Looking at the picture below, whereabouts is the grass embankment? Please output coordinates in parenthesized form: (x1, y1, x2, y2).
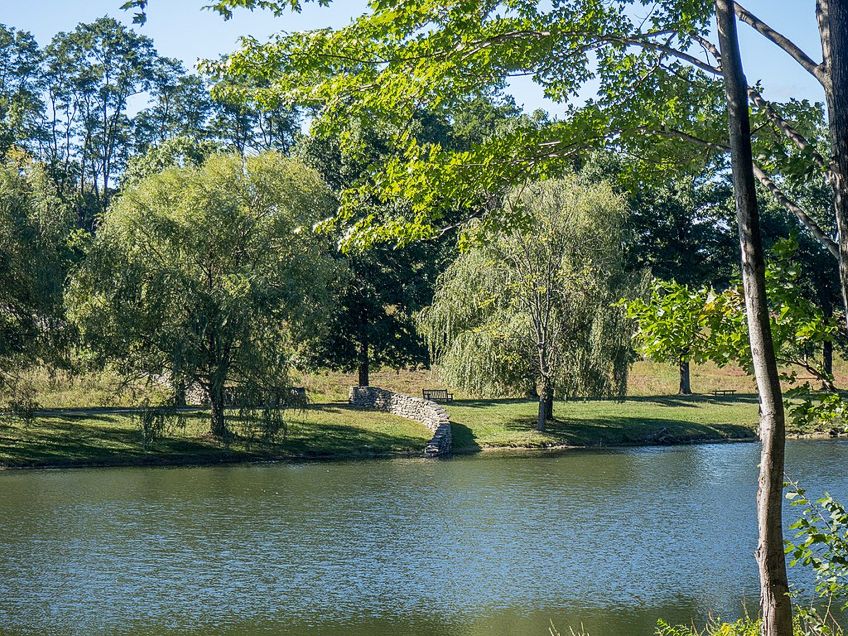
(447, 394, 759, 452)
(0, 362, 771, 469)
(0, 394, 759, 469)
(0, 405, 430, 469)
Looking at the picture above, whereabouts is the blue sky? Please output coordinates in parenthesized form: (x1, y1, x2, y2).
(3, 0, 825, 114)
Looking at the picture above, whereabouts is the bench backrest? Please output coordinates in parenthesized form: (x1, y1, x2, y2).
(423, 389, 449, 399)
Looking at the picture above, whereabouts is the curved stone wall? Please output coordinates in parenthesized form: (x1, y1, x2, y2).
(348, 386, 452, 457)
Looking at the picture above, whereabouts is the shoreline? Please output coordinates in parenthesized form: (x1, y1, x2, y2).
(0, 429, 764, 472)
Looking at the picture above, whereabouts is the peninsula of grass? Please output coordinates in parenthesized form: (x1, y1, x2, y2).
(446, 394, 760, 452)
(0, 393, 761, 469)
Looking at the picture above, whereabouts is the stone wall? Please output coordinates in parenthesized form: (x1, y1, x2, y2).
(348, 386, 452, 457)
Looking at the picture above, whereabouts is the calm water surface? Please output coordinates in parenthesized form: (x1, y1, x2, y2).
(1, 441, 847, 635)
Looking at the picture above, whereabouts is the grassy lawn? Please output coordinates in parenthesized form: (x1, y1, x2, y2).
(0, 364, 774, 469)
(446, 394, 760, 451)
(0, 394, 760, 469)
(0, 404, 430, 468)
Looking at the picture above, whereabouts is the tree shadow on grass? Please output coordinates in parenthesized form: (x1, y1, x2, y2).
(0, 405, 434, 467)
(449, 422, 481, 453)
(625, 393, 760, 407)
(451, 394, 759, 410)
(497, 414, 756, 446)
(450, 398, 532, 409)
(0, 413, 225, 466)
(278, 422, 428, 457)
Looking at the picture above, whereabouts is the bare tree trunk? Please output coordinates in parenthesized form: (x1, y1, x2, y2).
(544, 389, 554, 420)
(819, 0, 848, 332)
(537, 378, 550, 432)
(209, 377, 227, 439)
(716, 3, 792, 635)
(357, 335, 369, 387)
(824, 339, 834, 379)
(678, 359, 692, 395)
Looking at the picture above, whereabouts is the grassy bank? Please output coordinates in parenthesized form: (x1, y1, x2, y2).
(447, 394, 759, 452)
(0, 404, 430, 469)
(0, 360, 777, 469)
(0, 393, 760, 469)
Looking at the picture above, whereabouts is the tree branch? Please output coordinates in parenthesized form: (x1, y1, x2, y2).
(751, 163, 839, 258)
(618, 37, 720, 75)
(645, 126, 839, 259)
(747, 87, 832, 176)
(734, 2, 825, 84)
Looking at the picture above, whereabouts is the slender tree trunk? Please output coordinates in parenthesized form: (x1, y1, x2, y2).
(823, 339, 834, 379)
(537, 378, 550, 432)
(357, 336, 369, 387)
(678, 359, 692, 395)
(716, 3, 792, 634)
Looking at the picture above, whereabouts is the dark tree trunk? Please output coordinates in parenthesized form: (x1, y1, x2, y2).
(678, 359, 692, 395)
(173, 378, 186, 408)
(209, 378, 227, 439)
(357, 336, 369, 387)
(544, 390, 554, 420)
(716, 2, 792, 634)
(824, 339, 834, 379)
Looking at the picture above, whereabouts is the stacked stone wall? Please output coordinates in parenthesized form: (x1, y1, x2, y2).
(348, 386, 452, 457)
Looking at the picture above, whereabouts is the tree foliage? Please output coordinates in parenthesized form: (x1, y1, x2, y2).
(419, 176, 634, 429)
(67, 152, 337, 437)
(0, 151, 74, 381)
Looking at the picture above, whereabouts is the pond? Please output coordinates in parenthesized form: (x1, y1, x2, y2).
(1, 441, 846, 635)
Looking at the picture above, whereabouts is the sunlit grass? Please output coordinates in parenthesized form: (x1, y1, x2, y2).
(447, 395, 759, 451)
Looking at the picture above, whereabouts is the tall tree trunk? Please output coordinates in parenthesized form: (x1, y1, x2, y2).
(818, 0, 848, 332)
(209, 377, 227, 439)
(716, 3, 792, 634)
(357, 335, 369, 387)
(824, 339, 834, 380)
(173, 377, 186, 408)
(537, 377, 550, 432)
(678, 359, 692, 395)
(544, 389, 554, 420)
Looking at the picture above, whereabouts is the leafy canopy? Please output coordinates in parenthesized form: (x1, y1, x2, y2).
(68, 152, 338, 433)
(419, 175, 634, 399)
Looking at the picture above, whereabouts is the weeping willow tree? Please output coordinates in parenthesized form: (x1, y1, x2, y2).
(419, 176, 635, 431)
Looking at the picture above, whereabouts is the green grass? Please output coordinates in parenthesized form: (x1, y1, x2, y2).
(0, 404, 431, 468)
(0, 362, 775, 469)
(446, 394, 760, 452)
(0, 394, 760, 469)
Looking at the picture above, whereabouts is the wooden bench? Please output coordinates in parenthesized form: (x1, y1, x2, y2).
(713, 389, 736, 398)
(423, 388, 454, 403)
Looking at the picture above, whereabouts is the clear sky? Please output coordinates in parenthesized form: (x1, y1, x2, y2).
(2, 0, 826, 114)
